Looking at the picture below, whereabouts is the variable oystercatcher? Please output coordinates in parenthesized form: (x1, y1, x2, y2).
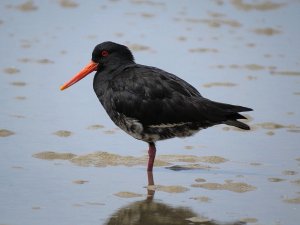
(60, 41, 252, 171)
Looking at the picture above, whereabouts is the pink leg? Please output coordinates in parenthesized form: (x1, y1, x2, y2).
(147, 142, 156, 172)
(147, 171, 155, 200)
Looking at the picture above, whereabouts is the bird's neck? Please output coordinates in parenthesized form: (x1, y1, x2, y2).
(102, 57, 135, 73)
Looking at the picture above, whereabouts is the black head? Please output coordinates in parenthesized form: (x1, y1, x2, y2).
(92, 41, 135, 67)
(60, 42, 134, 91)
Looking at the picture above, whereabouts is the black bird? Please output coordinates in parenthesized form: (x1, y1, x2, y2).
(60, 41, 252, 171)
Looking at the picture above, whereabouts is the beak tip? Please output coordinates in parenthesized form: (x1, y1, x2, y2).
(60, 85, 66, 91)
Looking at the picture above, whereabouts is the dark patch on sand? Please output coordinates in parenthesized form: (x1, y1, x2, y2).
(167, 164, 217, 171)
(147, 185, 189, 193)
(15, 96, 27, 100)
(231, 0, 285, 11)
(128, 43, 152, 52)
(11, 166, 24, 169)
(268, 177, 286, 182)
(184, 145, 194, 150)
(195, 178, 206, 183)
(10, 81, 26, 87)
(186, 216, 211, 223)
(140, 12, 155, 18)
(191, 180, 256, 193)
(114, 191, 143, 198)
(130, 0, 165, 7)
(36, 58, 54, 64)
(249, 162, 262, 166)
(177, 36, 187, 42)
(189, 48, 219, 53)
(253, 27, 281, 36)
(158, 155, 228, 164)
(282, 170, 298, 176)
(190, 196, 211, 203)
(53, 130, 72, 137)
(58, 0, 78, 8)
(103, 130, 116, 134)
(87, 124, 105, 130)
(0, 129, 15, 137)
(212, 63, 266, 71)
(15, 0, 38, 12)
(10, 114, 25, 119)
(4, 67, 20, 74)
(291, 179, 300, 186)
(33, 151, 226, 169)
(239, 217, 258, 223)
(283, 196, 300, 204)
(203, 82, 237, 88)
(33, 151, 76, 160)
(73, 180, 89, 184)
(186, 18, 241, 28)
(271, 70, 300, 76)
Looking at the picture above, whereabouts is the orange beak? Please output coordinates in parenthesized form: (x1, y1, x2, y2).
(60, 60, 98, 91)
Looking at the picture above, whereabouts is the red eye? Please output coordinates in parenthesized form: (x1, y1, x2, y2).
(101, 50, 109, 57)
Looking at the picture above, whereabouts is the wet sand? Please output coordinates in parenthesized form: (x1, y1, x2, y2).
(1, 1, 299, 225)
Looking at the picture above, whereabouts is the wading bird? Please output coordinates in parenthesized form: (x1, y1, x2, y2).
(60, 41, 252, 172)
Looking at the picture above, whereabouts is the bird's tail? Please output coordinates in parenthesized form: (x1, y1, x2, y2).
(213, 102, 253, 130)
(224, 120, 250, 130)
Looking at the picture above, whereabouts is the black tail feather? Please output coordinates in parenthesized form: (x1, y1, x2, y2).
(212, 101, 252, 130)
(214, 101, 253, 113)
(224, 120, 250, 130)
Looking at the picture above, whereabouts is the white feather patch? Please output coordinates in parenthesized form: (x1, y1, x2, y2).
(148, 122, 188, 128)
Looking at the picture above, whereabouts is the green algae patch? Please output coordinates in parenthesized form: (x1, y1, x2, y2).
(253, 27, 281, 36)
(158, 155, 228, 164)
(59, 0, 78, 8)
(190, 196, 212, 203)
(282, 170, 298, 176)
(195, 178, 206, 183)
(189, 48, 219, 53)
(271, 70, 300, 76)
(33, 150, 227, 169)
(283, 197, 300, 204)
(239, 217, 258, 223)
(0, 129, 15, 137)
(167, 164, 217, 171)
(268, 177, 286, 182)
(73, 180, 89, 184)
(70, 151, 168, 167)
(87, 124, 105, 130)
(202, 82, 237, 88)
(3, 67, 20, 74)
(10, 81, 26, 87)
(147, 185, 189, 193)
(186, 216, 211, 223)
(231, 0, 285, 11)
(33, 151, 76, 160)
(191, 180, 256, 193)
(128, 43, 152, 52)
(291, 179, 300, 186)
(15, 0, 38, 12)
(114, 192, 143, 198)
(53, 130, 73, 137)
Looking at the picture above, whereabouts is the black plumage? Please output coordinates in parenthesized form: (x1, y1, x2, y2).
(61, 41, 252, 171)
(92, 42, 252, 143)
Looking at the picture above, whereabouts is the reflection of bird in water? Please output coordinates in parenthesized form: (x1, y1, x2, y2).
(60, 41, 252, 172)
(104, 201, 245, 225)
(105, 172, 245, 225)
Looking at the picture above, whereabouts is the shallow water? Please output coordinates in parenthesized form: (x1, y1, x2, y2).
(1, 1, 300, 225)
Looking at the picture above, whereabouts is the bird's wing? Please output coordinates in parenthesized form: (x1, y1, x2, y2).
(110, 65, 231, 127)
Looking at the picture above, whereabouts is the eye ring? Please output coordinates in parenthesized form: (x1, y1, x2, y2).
(101, 50, 109, 57)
